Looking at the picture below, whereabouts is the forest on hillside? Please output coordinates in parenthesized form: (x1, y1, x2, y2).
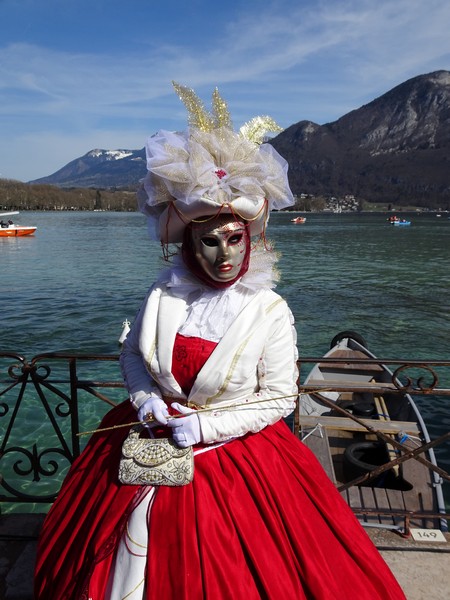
(0, 179, 137, 211)
(0, 179, 329, 212)
(0, 178, 427, 213)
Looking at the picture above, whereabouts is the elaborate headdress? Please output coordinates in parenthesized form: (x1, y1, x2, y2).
(138, 82, 294, 244)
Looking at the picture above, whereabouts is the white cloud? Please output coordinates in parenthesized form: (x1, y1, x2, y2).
(1, 0, 449, 180)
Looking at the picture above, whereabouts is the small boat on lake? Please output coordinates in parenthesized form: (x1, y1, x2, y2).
(298, 331, 447, 533)
(392, 220, 411, 226)
(0, 211, 36, 237)
(291, 216, 306, 224)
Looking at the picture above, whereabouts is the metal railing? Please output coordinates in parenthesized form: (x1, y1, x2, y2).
(1, 351, 449, 534)
(0, 352, 124, 506)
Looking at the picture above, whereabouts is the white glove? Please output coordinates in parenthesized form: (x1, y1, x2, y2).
(167, 403, 202, 448)
(136, 395, 169, 426)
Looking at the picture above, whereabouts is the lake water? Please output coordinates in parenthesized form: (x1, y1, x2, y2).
(1, 210, 450, 505)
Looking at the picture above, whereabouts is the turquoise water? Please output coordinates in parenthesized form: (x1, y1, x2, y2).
(1, 210, 450, 503)
(2, 211, 449, 359)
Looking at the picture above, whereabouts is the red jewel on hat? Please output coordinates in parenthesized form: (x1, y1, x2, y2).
(215, 169, 227, 179)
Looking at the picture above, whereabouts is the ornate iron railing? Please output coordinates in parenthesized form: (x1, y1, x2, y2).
(0, 352, 124, 507)
(1, 351, 449, 534)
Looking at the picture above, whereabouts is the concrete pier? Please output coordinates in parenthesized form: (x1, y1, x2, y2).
(0, 514, 449, 599)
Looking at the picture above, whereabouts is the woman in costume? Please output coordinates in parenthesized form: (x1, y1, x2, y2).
(35, 83, 406, 600)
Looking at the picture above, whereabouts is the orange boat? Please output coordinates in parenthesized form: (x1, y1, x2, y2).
(0, 212, 36, 237)
(291, 216, 306, 224)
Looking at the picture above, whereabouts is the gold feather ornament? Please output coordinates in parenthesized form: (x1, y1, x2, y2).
(239, 116, 284, 145)
(211, 87, 233, 130)
(172, 81, 232, 132)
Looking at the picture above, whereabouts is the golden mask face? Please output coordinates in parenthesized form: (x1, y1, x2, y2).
(190, 215, 248, 283)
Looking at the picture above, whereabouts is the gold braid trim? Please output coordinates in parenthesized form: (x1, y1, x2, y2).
(203, 297, 284, 406)
(122, 578, 145, 600)
(205, 334, 253, 407)
(126, 522, 147, 549)
(265, 297, 284, 314)
(145, 335, 166, 392)
(172, 198, 268, 225)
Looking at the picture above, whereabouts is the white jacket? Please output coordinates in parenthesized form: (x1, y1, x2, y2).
(120, 281, 298, 444)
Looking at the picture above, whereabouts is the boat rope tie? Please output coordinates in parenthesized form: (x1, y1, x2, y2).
(397, 431, 421, 446)
(300, 423, 324, 442)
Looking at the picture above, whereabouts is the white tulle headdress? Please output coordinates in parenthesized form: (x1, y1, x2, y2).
(138, 82, 294, 246)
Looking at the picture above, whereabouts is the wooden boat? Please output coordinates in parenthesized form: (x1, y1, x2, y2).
(291, 216, 306, 224)
(298, 331, 447, 533)
(0, 211, 36, 237)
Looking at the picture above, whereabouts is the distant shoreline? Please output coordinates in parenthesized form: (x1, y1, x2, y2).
(3, 207, 447, 215)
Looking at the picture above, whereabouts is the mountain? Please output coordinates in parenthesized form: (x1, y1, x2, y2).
(270, 70, 450, 207)
(30, 71, 450, 208)
(31, 148, 147, 188)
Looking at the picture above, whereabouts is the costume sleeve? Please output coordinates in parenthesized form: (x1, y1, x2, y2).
(198, 302, 298, 443)
(119, 291, 162, 410)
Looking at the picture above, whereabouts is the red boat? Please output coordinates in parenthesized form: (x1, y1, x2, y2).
(0, 212, 36, 237)
(291, 216, 306, 224)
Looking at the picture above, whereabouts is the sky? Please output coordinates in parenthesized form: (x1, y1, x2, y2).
(1, 0, 449, 182)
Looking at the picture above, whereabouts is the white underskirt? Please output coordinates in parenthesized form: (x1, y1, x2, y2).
(104, 442, 229, 600)
(105, 487, 155, 600)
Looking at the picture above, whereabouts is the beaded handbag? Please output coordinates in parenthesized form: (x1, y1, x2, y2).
(118, 424, 194, 486)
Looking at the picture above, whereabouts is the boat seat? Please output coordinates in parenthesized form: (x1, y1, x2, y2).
(305, 379, 398, 391)
(299, 415, 419, 435)
(319, 349, 384, 371)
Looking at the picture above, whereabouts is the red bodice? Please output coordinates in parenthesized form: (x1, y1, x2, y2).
(171, 333, 218, 396)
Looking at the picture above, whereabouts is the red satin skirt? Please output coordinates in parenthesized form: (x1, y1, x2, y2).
(34, 335, 406, 599)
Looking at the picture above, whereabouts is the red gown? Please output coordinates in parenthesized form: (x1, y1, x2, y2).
(35, 335, 406, 599)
